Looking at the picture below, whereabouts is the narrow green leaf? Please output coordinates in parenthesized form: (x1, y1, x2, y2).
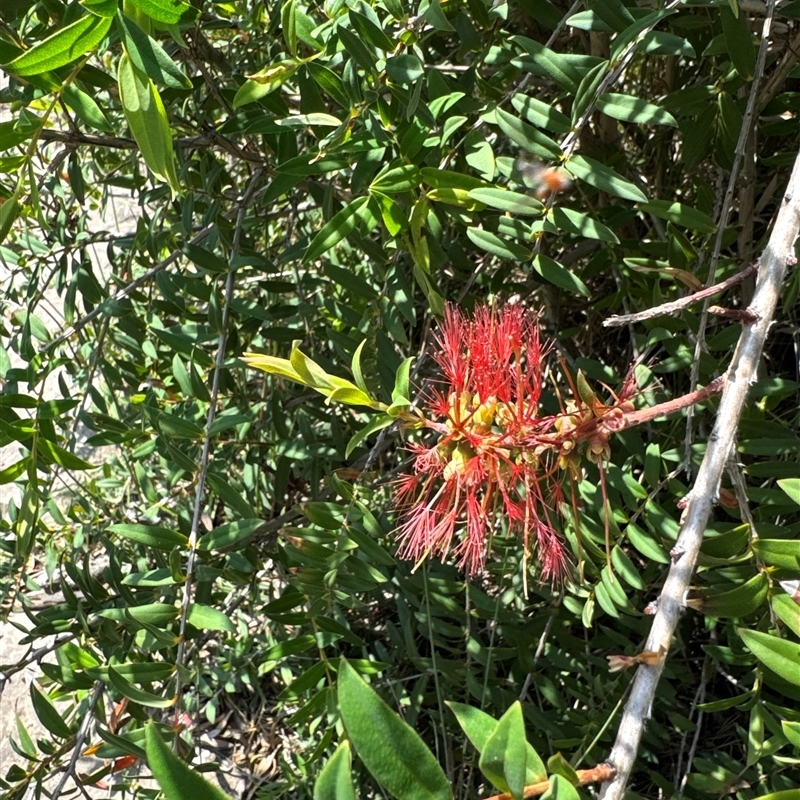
(346, 414, 394, 459)
(304, 197, 370, 263)
(4, 14, 112, 76)
(37, 439, 96, 470)
(637, 200, 716, 233)
(282, 0, 298, 56)
(495, 108, 562, 160)
(596, 93, 677, 127)
(511, 94, 571, 134)
(125, 0, 197, 25)
(566, 155, 648, 202)
(109, 668, 177, 708)
(117, 13, 192, 89)
(0, 195, 22, 246)
(117, 54, 180, 189)
(686, 574, 769, 618)
(752, 539, 800, 570)
(100, 603, 180, 625)
(467, 188, 543, 216)
(338, 658, 452, 800)
(467, 228, 532, 262)
(314, 741, 356, 800)
(533, 254, 590, 297)
(720, 5, 755, 80)
(145, 722, 234, 799)
(30, 684, 72, 739)
(187, 603, 236, 632)
(550, 207, 618, 243)
(197, 518, 264, 552)
(233, 60, 298, 108)
(737, 628, 800, 688)
(109, 522, 189, 550)
(62, 84, 114, 132)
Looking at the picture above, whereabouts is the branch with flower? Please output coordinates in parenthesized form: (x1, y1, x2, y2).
(243, 303, 723, 582)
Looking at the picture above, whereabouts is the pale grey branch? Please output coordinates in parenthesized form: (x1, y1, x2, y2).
(598, 146, 800, 800)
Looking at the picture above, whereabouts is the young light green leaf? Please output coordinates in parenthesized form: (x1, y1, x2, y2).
(777, 477, 800, 506)
(737, 628, 800, 688)
(145, 722, 234, 800)
(314, 740, 356, 800)
(337, 658, 452, 800)
(541, 774, 580, 800)
(3, 14, 112, 76)
(62, 84, 114, 132)
(233, 60, 299, 108)
(478, 702, 527, 799)
(566, 155, 648, 202)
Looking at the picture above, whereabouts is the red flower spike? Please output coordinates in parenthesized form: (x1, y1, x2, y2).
(396, 303, 567, 580)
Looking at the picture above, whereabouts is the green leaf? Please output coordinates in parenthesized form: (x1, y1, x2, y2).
(371, 165, 421, 194)
(0, 195, 22, 246)
(448, 703, 546, 785)
(533, 254, 590, 297)
(467, 228, 532, 262)
(187, 603, 236, 632)
(541, 774, 580, 800)
(737, 628, 800, 688)
(337, 658, 452, 800)
(349, 10, 395, 52)
(282, 0, 298, 56)
(117, 12, 192, 89)
(566, 155, 648, 202)
(478, 702, 527, 799)
(108, 668, 177, 708)
(626, 522, 669, 562)
(467, 188, 543, 216)
(109, 522, 189, 550)
(145, 722, 234, 799)
(596, 93, 677, 127)
(720, 5, 755, 80)
(117, 54, 180, 190)
(304, 196, 370, 263)
(550, 207, 619, 243)
(37, 439, 96, 470)
(3, 14, 112, 76)
(346, 414, 394, 459)
(511, 36, 580, 92)
(495, 108, 562, 160)
(233, 60, 299, 108)
(314, 741, 356, 800)
(386, 53, 424, 84)
(197, 518, 263, 552)
(752, 539, 800, 570)
(511, 94, 570, 134)
(30, 684, 72, 739)
(62, 84, 114, 132)
(686, 573, 769, 618)
(125, 0, 198, 25)
(777, 477, 800, 505)
(637, 200, 716, 233)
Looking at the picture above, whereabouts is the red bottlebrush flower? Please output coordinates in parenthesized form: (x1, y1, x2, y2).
(395, 303, 568, 581)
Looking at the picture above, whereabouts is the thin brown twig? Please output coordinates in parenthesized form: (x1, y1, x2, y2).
(603, 263, 758, 327)
(598, 142, 800, 800)
(483, 763, 616, 800)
